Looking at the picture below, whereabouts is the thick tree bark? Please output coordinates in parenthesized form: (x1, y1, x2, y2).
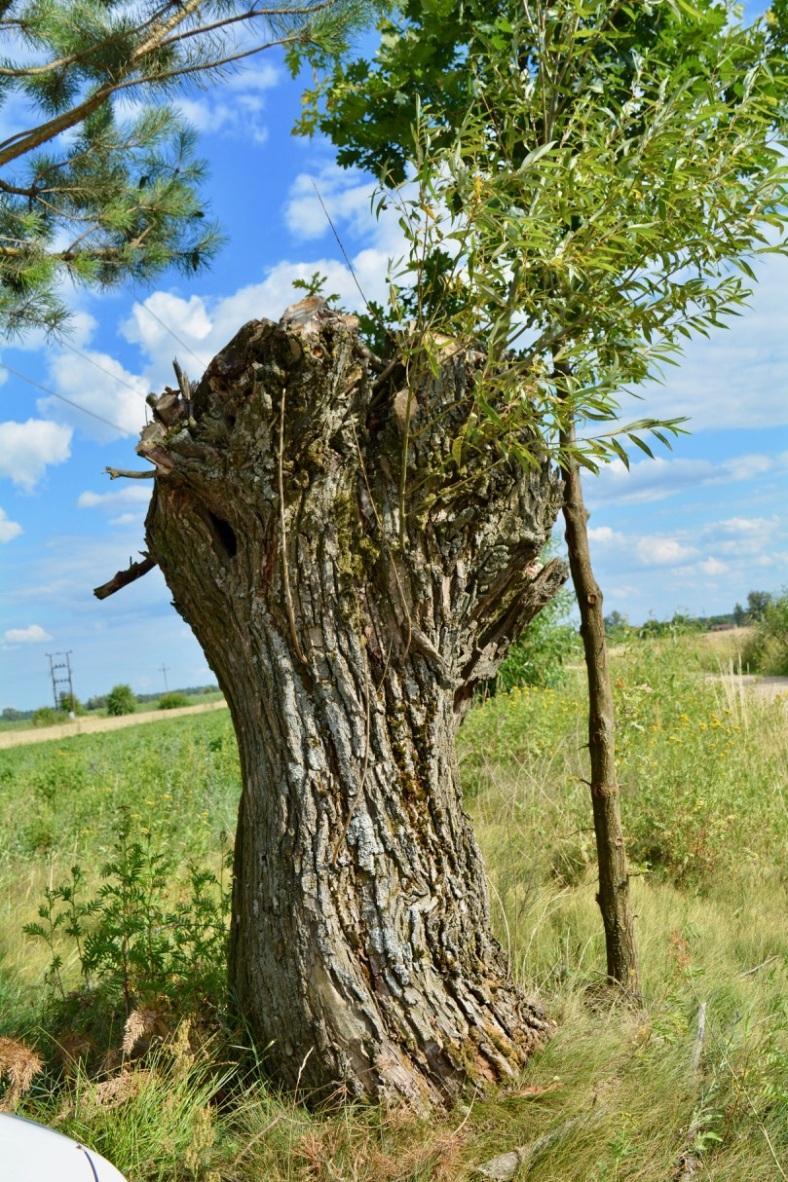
(137, 300, 567, 1105)
(560, 424, 640, 996)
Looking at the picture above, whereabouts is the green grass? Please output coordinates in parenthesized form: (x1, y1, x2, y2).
(0, 638, 785, 1181)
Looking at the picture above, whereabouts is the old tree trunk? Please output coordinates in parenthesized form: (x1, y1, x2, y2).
(135, 300, 566, 1106)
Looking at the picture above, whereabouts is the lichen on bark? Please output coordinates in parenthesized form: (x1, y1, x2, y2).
(137, 299, 567, 1107)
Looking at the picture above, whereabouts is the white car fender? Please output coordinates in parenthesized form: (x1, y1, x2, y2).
(0, 1113, 128, 1181)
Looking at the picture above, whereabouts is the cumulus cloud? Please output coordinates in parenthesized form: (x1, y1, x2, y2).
(110, 512, 145, 526)
(38, 348, 149, 442)
(0, 507, 22, 542)
(587, 451, 788, 507)
(698, 557, 728, 576)
(174, 95, 270, 144)
(0, 419, 73, 490)
(118, 62, 278, 148)
(626, 252, 788, 431)
(284, 165, 378, 241)
(121, 255, 396, 390)
(635, 536, 698, 566)
(588, 525, 625, 546)
(78, 485, 152, 509)
(4, 624, 52, 643)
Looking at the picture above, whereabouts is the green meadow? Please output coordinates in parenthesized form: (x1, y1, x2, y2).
(0, 636, 785, 1181)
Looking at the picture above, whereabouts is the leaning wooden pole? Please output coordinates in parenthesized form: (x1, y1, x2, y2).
(560, 420, 640, 995)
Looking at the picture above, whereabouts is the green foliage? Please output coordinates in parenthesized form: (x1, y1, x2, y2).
(105, 683, 137, 716)
(742, 591, 788, 675)
(158, 691, 191, 710)
(58, 693, 84, 714)
(0, 0, 359, 335)
(464, 637, 788, 892)
(603, 610, 629, 637)
(636, 613, 703, 641)
(36, 1052, 231, 1181)
(496, 589, 577, 691)
(746, 589, 773, 621)
(31, 705, 68, 727)
(291, 270, 341, 303)
(308, 0, 787, 472)
(23, 808, 230, 1012)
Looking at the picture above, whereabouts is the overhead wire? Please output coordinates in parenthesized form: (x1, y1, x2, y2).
(58, 337, 149, 395)
(0, 361, 131, 434)
(136, 300, 207, 370)
(2, 296, 208, 433)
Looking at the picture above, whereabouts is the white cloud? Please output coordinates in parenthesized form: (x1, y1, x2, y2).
(699, 515, 777, 557)
(0, 419, 73, 490)
(38, 348, 149, 442)
(224, 63, 279, 92)
(629, 252, 788, 430)
(118, 63, 278, 148)
(706, 516, 773, 538)
(285, 165, 378, 241)
(170, 62, 278, 144)
(173, 96, 269, 144)
(699, 557, 729, 576)
(0, 507, 22, 542)
(635, 536, 697, 566)
(110, 512, 144, 526)
(121, 255, 396, 391)
(588, 451, 788, 507)
(78, 486, 151, 509)
(588, 525, 625, 545)
(4, 624, 52, 644)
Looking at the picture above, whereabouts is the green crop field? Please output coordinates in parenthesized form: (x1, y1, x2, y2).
(0, 636, 785, 1181)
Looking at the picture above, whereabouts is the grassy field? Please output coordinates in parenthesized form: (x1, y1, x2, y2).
(0, 637, 785, 1180)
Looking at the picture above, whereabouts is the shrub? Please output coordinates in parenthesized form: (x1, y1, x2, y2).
(106, 684, 137, 716)
(24, 809, 230, 1013)
(158, 692, 191, 710)
(58, 693, 84, 715)
(496, 588, 577, 691)
(742, 592, 788, 676)
(31, 706, 67, 727)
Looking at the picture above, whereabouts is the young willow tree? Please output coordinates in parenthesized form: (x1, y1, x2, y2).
(305, 0, 788, 995)
(0, 0, 356, 335)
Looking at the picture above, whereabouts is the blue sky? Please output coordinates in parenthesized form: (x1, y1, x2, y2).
(1, 9, 787, 709)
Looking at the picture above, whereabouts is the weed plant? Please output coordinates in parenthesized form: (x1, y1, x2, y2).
(0, 637, 785, 1180)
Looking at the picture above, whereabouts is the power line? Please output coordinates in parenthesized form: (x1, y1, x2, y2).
(2, 299, 204, 434)
(311, 179, 371, 314)
(1, 360, 131, 434)
(58, 338, 148, 396)
(136, 301, 206, 370)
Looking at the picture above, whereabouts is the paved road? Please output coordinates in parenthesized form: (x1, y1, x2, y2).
(0, 699, 227, 750)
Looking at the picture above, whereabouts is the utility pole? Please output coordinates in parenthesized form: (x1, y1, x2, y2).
(159, 664, 170, 692)
(47, 651, 75, 714)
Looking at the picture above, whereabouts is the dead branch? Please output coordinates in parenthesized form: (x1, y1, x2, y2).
(473, 1117, 584, 1180)
(106, 467, 155, 480)
(94, 555, 157, 600)
(740, 955, 778, 978)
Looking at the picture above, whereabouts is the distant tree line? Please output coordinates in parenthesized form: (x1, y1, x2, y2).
(604, 590, 781, 639)
(2, 682, 219, 724)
